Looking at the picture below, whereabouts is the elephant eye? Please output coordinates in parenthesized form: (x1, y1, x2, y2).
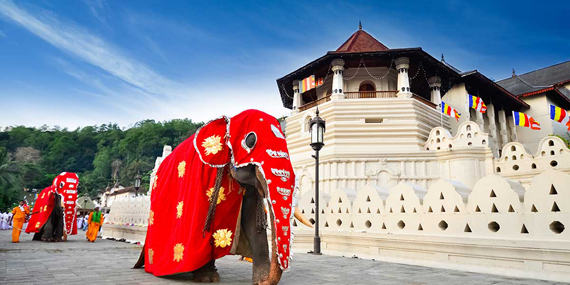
(242, 132, 257, 152)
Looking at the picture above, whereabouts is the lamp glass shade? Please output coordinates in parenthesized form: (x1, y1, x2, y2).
(311, 123, 319, 144)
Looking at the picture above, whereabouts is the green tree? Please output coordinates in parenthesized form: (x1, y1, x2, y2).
(0, 147, 21, 210)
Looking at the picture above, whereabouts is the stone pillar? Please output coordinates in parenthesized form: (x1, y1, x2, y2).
(428, 76, 442, 106)
(476, 110, 485, 131)
(292, 80, 301, 114)
(498, 109, 510, 145)
(509, 117, 518, 142)
(331, 59, 345, 100)
(396, 57, 412, 98)
(486, 103, 500, 156)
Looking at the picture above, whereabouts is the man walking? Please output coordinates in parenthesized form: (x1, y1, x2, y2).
(86, 207, 104, 242)
(11, 200, 30, 243)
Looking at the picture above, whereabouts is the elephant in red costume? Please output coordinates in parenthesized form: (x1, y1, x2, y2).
(26, 172, 79, 241)
(134, 110, 311, 285)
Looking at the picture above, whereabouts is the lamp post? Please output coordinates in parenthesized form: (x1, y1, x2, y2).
(309, 107, 326, 255)
(134, 171, 142, 197)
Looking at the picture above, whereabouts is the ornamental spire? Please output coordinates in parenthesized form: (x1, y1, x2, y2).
(359, 20, 362, 30)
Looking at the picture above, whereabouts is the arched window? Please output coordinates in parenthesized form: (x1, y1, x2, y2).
(359, 81, 376, 98)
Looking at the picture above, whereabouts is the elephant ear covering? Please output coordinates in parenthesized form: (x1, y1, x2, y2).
(145, 116, 244, 277)
(53, 172, 79, 235)
(25, 185, 57, 233)
(228, 109, 296, 271)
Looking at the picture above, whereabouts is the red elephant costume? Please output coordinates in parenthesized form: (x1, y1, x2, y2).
(26, 172, 79, 235)
(145, 110, 295, 276)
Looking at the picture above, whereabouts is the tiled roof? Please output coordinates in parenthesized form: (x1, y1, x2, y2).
(496, 61, 570, 96)
(334, 29, 389, 53)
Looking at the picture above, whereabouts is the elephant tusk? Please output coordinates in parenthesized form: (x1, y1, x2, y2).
(294, 207, 313, 228)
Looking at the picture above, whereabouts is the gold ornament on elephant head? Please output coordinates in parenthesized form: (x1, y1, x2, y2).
(202, 135, 223, 156)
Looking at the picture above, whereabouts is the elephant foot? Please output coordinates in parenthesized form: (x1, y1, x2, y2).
(255, 276, 270, 285)
(193, 260, 219, 283)
(192, 271, 220, 283)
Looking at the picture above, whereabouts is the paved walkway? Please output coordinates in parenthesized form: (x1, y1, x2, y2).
(0, 230, 567, 285)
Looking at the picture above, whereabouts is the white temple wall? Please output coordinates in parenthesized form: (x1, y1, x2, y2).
(441, 83, 469, 136)
(494, 136, 570, 188)
(548, 95, 570, 141)
(517, 95, 552, 152)
(292, 171, 570, 282)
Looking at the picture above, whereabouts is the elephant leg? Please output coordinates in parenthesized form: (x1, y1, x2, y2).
(52, 195, 64, 242)
(192, 260, 220, 283)
(241, 187, 270, 285)
(53, 213, 63, 242)
(33, 231, 42, 241)
(42, 215, 54, 242)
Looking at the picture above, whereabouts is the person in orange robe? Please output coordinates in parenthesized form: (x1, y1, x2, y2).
(11, 200, 30, 243)
(86, 207, 104, 242)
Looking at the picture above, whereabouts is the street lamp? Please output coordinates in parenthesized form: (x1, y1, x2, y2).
(134, 171, 142, 196)
(309, 107, 326, 255)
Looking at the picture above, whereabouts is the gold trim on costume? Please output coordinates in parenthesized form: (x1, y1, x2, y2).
(149, 210, 154, 225)
(148, 248, 154, 265)
(206, 186, 226, 205)
(202, 135, 223, 156)
(176, 201, 183, 219)
(177, 161, 186, 178)
(153, 175, 158, 190)
(173, 243, 184, 262)
(213, 229, 232, 248)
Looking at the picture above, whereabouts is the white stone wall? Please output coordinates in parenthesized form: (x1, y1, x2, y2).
(494, 136, 570, 188)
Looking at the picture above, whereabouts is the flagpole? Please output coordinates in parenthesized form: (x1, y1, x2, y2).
(511, 110, 518, 143)
(439, 103, 443, 127)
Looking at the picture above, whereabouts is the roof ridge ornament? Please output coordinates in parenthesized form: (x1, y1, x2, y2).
(359, 20, 362, 30)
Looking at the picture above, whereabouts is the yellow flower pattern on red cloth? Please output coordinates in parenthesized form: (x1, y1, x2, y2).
(148, 248, 154, 265)
(177, 161, 186, 178)
(202, 135, 223, 156)
(213, 229, 232, 248)
(173, 243, 184, 262)
(206, 187, 226, 205)
(149, 210, 154, 225)
(176, 202, 183, 219)
(35, 222, 40, 228)
(152, 175, 158, 190)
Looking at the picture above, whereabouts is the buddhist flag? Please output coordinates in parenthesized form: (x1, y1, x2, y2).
(299, 75, 316, 93)
(441, 102, 461, 122)
(316, 77, 324, 87)
(549, 105, 570, 131)
(469, 95, 487, 113)
(513, 111, 540, 130)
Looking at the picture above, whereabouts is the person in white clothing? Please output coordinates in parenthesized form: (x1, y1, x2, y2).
(7, 212, 13, 229)
(0, 212, 7, 230)
(77, 214, 83, 229)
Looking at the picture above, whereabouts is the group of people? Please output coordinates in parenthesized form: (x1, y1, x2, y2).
(0, 211, 14, 230)
(2, 201, 106, 243)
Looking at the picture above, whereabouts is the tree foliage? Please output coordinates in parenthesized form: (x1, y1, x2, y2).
(0, 119, 203, 211)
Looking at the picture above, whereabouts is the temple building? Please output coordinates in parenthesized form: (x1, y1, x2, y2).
(276, 24, 569, 192)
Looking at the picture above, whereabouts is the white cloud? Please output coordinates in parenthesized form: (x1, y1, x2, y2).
(0, 0, 291, 129)
(0, 29, 5, 37)
(0, 0, 183, 96)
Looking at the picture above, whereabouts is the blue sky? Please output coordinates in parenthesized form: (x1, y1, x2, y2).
(0, 0, 568, 128)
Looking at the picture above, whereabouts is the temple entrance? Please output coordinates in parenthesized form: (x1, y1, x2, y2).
(359, 82, 376, 98)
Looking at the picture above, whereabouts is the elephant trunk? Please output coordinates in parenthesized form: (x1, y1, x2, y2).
(264, 204, 283, 285)
(255, 168, 283, 285)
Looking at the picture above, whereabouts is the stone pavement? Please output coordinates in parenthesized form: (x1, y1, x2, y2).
(0, 230, 567, 285)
